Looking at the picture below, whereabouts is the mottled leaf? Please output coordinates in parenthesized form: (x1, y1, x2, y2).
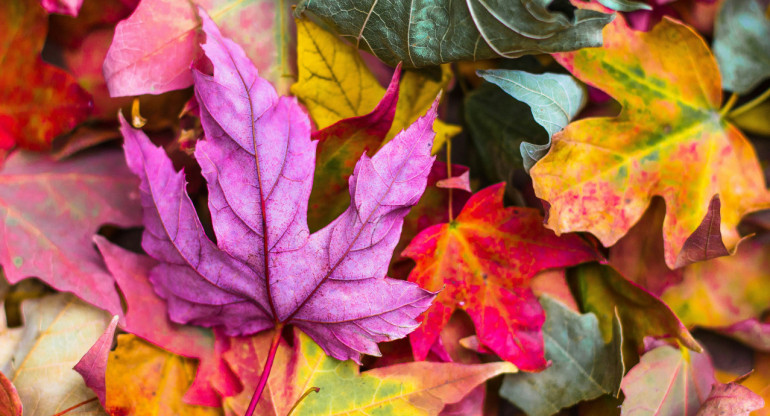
(695, 380, 764, 415)
(294, 0, 614, 67)
(0, 0, 92, 152)
(621, 345, 716, 416)
(104, 0, 291, 96)
(1, 294, 109, 416)
(478, 69, 586, 171)
(74, 315, 119, 406)
(500, 296, 624, 416)
(404, 184, 600, 371)
(533, 16, 770, 268)
(105, 334, 221, 416)
(661, 236, 770, 329)
(122, 12, 437, 362)
(568, 263, 700, 353)
(223, 328, 516, 415)
(0, 150, 141, 317)
(713, 0, 770, 93)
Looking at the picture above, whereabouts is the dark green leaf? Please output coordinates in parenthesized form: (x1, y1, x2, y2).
(294, 0, 614, 67)
(499, 296, 624, 416)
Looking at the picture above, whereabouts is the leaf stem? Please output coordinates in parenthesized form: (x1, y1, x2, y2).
(245, 325, 284, 416)
(446, 137, 454, 222)
(52, 397, 98, 416)
(287, 387, 321, 415)
(719, 93, 739, 117)
(728, 86, 770, 118)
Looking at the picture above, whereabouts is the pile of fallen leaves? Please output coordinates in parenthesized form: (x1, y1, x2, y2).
(1, 0, 770, 414)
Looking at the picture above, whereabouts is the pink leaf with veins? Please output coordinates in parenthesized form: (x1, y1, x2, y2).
(120, 10, 437, 363)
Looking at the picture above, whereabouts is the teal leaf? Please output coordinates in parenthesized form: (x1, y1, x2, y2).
(713, 0, 770, 93)
(294, 0, 614, 67)
(499, 296, 624, 416)
(479, 69, 586, 171)
(596, 0, 652, 12)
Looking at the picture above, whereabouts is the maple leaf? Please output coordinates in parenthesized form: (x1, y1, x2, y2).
(0, 150, 141, 318)
(222, 328, 516, 416)
(531, 15, 770, 269)
(403, 183, 600, 371)
(0, 0, 92, 153)
(104, 0, 290, 97)
(95, 236, 239, 406)
(105, 334, 220, 416)
(621, 344, 716, 416)
(121, 11, 437, 364)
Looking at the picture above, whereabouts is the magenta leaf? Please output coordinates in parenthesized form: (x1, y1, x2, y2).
(95, 236, 240, 406)
(120, 11, 437, 363)
(0, 150, 141, 317)
(74, 315, 119, 406)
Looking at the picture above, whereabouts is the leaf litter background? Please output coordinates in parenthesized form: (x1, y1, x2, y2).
(1, 0, 770, 415)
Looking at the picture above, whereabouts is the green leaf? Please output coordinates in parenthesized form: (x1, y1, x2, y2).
(465, 82, 546, 188)
(567, 263, 701, 354)
(294, 0, 614, 67)
(499, 296, 624, 416)
(713, 0, 770, 93)
(478, 69, 586, 171)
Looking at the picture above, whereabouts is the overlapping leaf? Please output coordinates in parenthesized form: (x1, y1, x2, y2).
(478, 69, 586, 171)
(1, 294, 110, 416)
(0, 150, 141, 317)
(621, 345, 716, 416)
(695, 380, 764, 415)
(291, 19, 459, 153)
(568, 263, 700, 353)
(122, 11, 437, 363)
(96, 236, 238, 406)
(532, 15, 770, 268)
(0, 0, 92, 153)
(404, 184, 600, 370)
(661, 236, 770, 329)
(500, 296, 624, 416)
(104, 0, 291, 96)
(223, 328, 516, 416)
(105, 334, 220, 416)
(294, 0, 614, 67)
